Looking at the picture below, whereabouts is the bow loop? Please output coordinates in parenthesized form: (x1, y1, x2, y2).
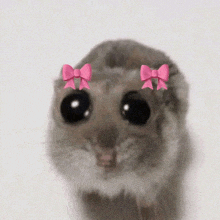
(140, 65, 153, 89)
(62, 64, 92, 90)
(140, 65, 152, 81)
(62, 64, 75, 81)
(157, 64, 169, 81)
(80, 64, 92, 81)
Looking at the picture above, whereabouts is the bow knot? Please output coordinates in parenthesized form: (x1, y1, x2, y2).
(62, 64, 92, 90)
(151, 70, 158, 78)
(73, 69, 81, 78)
(140, 64, 169, 90)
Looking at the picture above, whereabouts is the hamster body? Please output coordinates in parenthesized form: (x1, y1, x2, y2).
(48, 40, 191, 220)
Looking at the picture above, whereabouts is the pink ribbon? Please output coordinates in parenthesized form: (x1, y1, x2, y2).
(140, 64, 169, 90)
(62, 64, 92, 90)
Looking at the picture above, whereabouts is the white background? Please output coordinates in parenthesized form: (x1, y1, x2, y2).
(1, 0, 220, 219)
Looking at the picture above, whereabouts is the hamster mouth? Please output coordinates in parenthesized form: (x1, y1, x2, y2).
(96, 151, 117, 171)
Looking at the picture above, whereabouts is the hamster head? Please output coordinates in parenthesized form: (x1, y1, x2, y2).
(48, 40, 189, 203)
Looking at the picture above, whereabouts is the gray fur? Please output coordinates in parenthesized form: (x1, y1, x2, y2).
(48, 39, 191, 219)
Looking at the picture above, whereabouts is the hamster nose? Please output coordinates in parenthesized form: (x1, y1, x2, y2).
(97, 125, 118, 149)
(96, 150, 117, 169)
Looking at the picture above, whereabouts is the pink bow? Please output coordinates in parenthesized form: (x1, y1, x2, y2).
(62, 64, 92, 90)
(140, 64, 169, 90)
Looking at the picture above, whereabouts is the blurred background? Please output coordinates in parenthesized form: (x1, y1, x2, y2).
(1, 0, 220, 219)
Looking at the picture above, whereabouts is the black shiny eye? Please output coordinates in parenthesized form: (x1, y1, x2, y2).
(60, 91, 91, 123)
(120, 91, 151, 125)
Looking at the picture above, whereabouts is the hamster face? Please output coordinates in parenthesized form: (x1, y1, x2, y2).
(48, 40, 189, 205)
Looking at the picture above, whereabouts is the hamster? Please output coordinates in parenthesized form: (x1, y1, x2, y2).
(48, 39, 191, 220)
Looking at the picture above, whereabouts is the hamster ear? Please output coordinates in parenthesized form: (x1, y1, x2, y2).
(53, 78, 65, 92)
(53, 67, 65, 92)
(162, 69, 189, 119)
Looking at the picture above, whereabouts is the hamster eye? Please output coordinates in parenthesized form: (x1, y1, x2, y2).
(120, 91, 151, 125)
(60, 91, 91, 123)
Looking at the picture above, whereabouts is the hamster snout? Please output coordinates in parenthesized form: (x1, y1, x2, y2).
(92, 125, 118, 170)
